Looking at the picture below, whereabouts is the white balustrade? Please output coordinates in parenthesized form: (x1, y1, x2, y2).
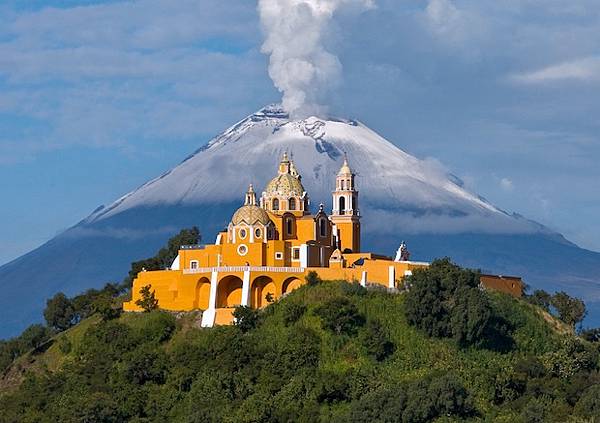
(183, 266, 305, 275)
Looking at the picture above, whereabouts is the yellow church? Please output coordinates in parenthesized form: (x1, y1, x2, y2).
(124, 154, 439, 326)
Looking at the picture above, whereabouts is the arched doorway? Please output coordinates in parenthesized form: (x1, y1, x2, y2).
(194, 277, 211, 309)
(282, 277, 303, 295)
(251, 276, 276, 308)
(217, 275, 243, 308)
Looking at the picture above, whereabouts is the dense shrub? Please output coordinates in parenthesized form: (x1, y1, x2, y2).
(574, 384, 600, 420)
(404, 258, 492, 347)
(44, 293, 76, 331)
(314, 297, 365, 335)
(281, 301, 307, 326)
(305, 270, 322, 286)
(348, 373, 473, 423)
(2, 260, 599, 423)
(360, 320, 395, 361)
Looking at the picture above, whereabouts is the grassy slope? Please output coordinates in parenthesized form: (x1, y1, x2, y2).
(0, 282, 570, 421)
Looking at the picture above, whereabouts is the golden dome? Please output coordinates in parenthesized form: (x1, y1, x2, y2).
(231, 205, 271, 226)
(338, 155, 353, 176)
(265, 173, 305, 197)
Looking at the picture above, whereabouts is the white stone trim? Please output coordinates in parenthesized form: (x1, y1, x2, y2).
(360, 271, 367, 287)
(388, 266, 395, 289)
(241, 270, 251, 306)
(184, 266, 305, 274)
(299, 244, 308, 268)
(201, 270, 219, 327)
(170, 254, 180, 271)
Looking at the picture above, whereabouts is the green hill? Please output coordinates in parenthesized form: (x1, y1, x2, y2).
(1, 264, 599, 422)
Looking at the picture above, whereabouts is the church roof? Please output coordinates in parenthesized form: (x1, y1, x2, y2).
(338, 155, 353, 176)
(231, 183, 272, 226)
(265, 173, 305, 197)
(264, 152, 305, 197)
(231, 205, 271, 226)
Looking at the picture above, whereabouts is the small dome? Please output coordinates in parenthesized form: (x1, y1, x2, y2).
(338, 155, 353, 176)
(232, 205, 271, 226)
(265, 173, 305, 197)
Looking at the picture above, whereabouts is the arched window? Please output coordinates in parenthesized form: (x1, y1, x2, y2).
(351, 195, 355, 211)
(272, 198, 279, 211)
(289, 198, 296, 210)
(339, 196, 346, 215)
(286, 218, 294, 236)
(319, 218, 327, 237)
(341, 180, 345, 190)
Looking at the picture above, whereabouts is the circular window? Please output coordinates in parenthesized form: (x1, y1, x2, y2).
(255, 228, 261, 238)
(239, 228, 247, 239)
(238, 244, 248, 256)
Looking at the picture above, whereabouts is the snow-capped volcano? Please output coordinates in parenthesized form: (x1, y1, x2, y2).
(1, 105, 600, 338)
(88, 105, 534, 236)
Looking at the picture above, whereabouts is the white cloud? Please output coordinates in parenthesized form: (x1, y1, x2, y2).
(421, 0, 485, 48)
(499, 177, 513, 191)
(511, 56, 600, 84)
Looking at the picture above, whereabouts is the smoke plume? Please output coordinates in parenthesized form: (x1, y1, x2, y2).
(258, 0, 374, 118)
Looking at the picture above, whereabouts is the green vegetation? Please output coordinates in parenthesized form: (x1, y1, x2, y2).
(2, 258, 600, 422)
(526, 288, 587, 329)
(135, 285, 159, 312)
(2, 235, 600, 422)
(0, 227, 200, 377)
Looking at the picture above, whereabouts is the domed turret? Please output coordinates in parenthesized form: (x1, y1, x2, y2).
(229, 185, 273, 243)
(261, 152, 309, 214)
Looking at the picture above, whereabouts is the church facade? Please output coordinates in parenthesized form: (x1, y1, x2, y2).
(124, 154, 435, 326)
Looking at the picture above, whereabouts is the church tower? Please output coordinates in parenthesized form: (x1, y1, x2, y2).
(330, 155, 360, 253)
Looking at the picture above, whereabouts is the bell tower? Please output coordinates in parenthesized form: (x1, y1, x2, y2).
(330, 155, 360, 253)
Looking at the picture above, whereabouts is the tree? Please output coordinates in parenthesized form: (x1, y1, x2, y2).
(404, 258, 491, 347)
(314, 297, 365, 335)
(44, 292, 76, 331)
(528, 289, 552, 311)
(136, 285, 159, 312)
(305, 271, 322, 286)
(232, 305, 260, 333)
(93, 295, 122, 321)
(19, 324, 51, 351)
(551, 291, 586, 328)
(450, 286, 491, 347)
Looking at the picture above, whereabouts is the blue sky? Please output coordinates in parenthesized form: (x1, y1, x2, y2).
(1, 0, 599, 265)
